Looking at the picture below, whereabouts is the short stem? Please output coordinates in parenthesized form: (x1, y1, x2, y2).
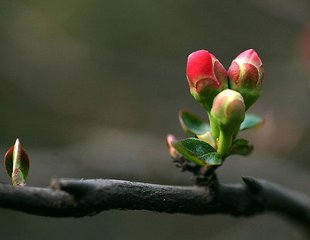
(217, 130, 232, 157)
(208, 113, 219, 142)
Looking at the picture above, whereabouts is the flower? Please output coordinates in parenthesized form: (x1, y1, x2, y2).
(227, 49, 264, 110)
(186, 50, 228, 112)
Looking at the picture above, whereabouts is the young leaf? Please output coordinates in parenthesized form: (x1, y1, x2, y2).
(240, 114, 264, 131)
(179, 110, 210, 135)
(172, 138, 222, 166)
(231, 139, 253, 156)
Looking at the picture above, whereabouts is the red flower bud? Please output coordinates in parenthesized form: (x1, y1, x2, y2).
(227, 49, 264, 110)
(186, 50, 228, 112)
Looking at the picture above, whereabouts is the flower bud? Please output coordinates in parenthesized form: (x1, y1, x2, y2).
(227, 49, 264, 110)
(186, 50, 228, 112)
(211, 89, 245, 127)
(4, 139, 30, 186)
(166, 134, 180, 159)
(211, 89, 245, 156)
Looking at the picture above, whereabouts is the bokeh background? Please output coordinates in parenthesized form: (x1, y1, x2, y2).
(0, 1, 310, 239)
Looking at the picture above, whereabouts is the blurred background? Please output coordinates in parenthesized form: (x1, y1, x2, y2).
(0, 0, 309, 239)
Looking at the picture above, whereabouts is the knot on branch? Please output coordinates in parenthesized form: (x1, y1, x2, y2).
(172, 156, 219, 188)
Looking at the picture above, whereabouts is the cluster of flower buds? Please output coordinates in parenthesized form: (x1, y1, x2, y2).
(185, 49, 264, 157)
(186, 49, 264, 112)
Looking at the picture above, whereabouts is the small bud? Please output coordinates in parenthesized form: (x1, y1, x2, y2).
(227, 49, 264, 110)
(4, 139, 30, 186)
(186, 50, 228, 112)
(211, 89, 245, 128)
(211, 89, 245, 156)
(166, 134, 180, 159)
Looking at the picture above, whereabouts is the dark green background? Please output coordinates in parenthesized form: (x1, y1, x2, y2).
(0, 1, 309, 239)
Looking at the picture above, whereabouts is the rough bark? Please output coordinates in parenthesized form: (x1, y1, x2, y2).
(0, 177, 309, 230)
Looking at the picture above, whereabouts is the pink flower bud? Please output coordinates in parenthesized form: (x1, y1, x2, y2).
(186, 50, 228, 111)
(166, 134, 180, 159)
(227, 49, 264, 110)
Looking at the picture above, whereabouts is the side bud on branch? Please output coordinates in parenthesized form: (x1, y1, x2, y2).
(4, 139, 30, 186)
(228, 49, 264, 110)
(186, 50, 228, 112)
(211, 89, 245, 156)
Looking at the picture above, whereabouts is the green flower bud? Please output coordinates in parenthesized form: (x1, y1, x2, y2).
(211, 89, 245, 157)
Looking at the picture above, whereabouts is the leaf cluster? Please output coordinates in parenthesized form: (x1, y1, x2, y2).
(170, 111, 263, 167)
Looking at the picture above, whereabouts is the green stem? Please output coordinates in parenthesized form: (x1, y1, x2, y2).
(208, 113, 219, 142)
(217, 130, 233, 158)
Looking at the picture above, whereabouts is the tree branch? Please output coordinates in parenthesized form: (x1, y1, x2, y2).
(0, 177, 309, 228)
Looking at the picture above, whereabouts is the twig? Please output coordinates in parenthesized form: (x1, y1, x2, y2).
(0, 177, 309, 229)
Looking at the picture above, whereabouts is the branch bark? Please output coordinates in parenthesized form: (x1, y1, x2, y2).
(0, 177, 309, 229)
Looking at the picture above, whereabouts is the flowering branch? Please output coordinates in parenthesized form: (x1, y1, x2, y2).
(1, 49, 308, 237)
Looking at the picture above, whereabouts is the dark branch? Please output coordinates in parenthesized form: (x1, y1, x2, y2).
(0, 177, 309, 228)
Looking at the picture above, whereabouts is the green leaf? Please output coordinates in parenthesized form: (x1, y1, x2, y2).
(240, 114, 264, 131)
(179, 110, 210, 135)
(201, 152, 223, 165)
(231, 139, 253, 156)
(172, 138, 222, 166)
